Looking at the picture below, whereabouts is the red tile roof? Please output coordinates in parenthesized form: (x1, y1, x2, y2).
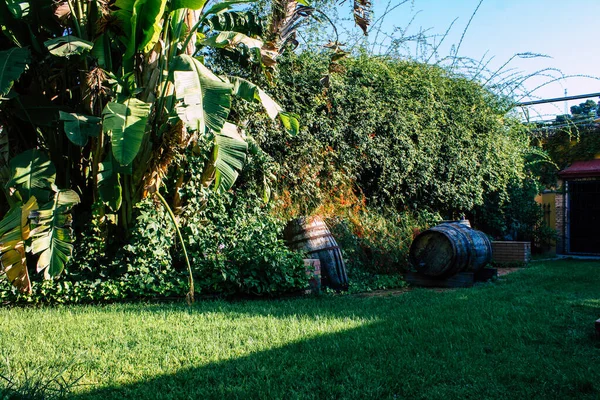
(558, 160, 600, 178)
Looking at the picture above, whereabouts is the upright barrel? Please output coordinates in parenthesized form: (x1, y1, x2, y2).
(284, 216, 348, 290)
(409, 221, 492, 277)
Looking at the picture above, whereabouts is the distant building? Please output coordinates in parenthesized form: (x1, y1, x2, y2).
(555, 159, 600, 255)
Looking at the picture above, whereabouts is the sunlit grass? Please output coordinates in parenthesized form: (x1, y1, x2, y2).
(2, 302, 374, 389)
(1, 259, 599, 399)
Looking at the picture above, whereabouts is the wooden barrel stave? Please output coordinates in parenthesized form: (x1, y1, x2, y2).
(459, 227, 492, 271)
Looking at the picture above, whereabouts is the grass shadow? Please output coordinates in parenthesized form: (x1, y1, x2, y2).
(1, 260, 598, 399)
(63, 261, 600, 399)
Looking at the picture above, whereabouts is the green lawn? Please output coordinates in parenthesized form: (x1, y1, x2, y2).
(1, 260, 599, 399)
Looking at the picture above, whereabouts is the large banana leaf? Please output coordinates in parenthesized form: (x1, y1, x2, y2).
(97, 153, 122, 212)
(6, 149, 56, 203)
(102, 98, 152, 166)
(0, 47, 31, 97)
(229, 76, 300, 134)
(171, 0, 207, 10)
(229, 76, 280, 118)
(44, 35, 94, 57)
(115, 0, 168, 59)
(5, 0, 30, 18)
(207, 10, 263, 36)
(213, 122, 248, 191)
(30, 189, 80, 279)
(0, 196, 38, 293)
(59, 111, 102, 147)
(202, 0, 257, 17)
(173, 55, 233, 134)
(113, 0, 133, 48)
(201, 31, 263, 51)
(133, 0, 168, 54)
(91, 34, 112, 69)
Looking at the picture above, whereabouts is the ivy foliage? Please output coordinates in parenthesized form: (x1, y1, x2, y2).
(532, 126, 600, 187)
(178, 140, 308, 297)
(249, 52, 529, 217)
(1, 49, 544, 303)
(224, 50, 541, 271)
(473, 177, 556, 246)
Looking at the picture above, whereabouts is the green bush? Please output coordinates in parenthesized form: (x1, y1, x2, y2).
(233, 51, 535, 281)
(473, 177, 556, 249)
(0, 191, 306, 303)
(0, 198, 187, 304)
(250, 52, 528, 217)
(180, 188, 308, 296)
(329, 208, 440, 275)
(3, 50, 543, 303)
(178, 147, 308, 297)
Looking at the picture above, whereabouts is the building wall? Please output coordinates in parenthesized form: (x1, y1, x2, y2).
(534, 192, 556, 230)
(535, 191, 557, 254)
(555, 179, 566, 254)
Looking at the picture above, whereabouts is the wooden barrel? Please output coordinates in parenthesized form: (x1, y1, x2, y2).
(284, 216, 348, 290)
(409, 222, 492, 277)
(440, 219, 471, 228)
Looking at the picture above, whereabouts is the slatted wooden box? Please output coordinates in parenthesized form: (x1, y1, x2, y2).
(491, 241, 531, 263)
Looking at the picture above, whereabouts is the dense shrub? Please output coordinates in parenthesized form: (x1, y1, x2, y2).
(233, 52, 536, 274)
(179, 187, 308, 297)
(0, 192, 307, 303)
(176, 139, 308, 297)
(2, 50, 544, 303)
(250, 52, 529, 218)
(1, 169, 307, 304)
(472, 177, 556, 248)
(0, 200, 189, 304)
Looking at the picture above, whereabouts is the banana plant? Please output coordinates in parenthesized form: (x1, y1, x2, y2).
(0, 1, 299, 209)
(0, 149, 78, 293)
(0, 197, 37, 293)
(0, 0, 302, 296)
(0, 0, 367, 298)
(0, 47, 30, 98)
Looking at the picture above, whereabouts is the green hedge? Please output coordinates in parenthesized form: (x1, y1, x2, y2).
(2, 51, 541, 303)
(250, 52, 529, 217)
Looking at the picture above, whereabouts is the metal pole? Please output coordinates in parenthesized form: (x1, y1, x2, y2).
(516, 92, 600, 107)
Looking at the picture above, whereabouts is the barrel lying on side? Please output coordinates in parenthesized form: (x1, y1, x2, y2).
(284, 216, 348, 290)
(409, 221, 492, 278)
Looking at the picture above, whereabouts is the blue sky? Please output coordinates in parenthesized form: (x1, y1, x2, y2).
(355, 0, 600, 120)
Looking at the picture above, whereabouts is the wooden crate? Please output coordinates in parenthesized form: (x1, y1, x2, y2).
(491, 241, 531, 263)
